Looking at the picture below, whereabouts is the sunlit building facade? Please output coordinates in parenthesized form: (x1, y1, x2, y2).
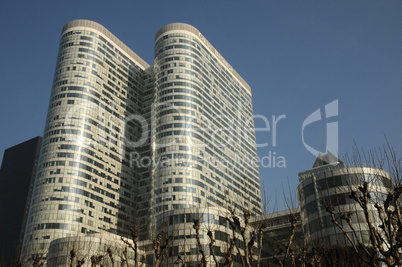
(20, 20, 152, 263)
(21, 20, 261, 265)
(149, 23, 262, 265)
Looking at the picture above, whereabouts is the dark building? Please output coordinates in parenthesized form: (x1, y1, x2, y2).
(0, 136, 42, 265)
(253, 208, 304, 266)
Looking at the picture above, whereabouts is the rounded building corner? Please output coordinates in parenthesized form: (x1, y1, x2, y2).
(62, 19, 103, 33)
(154, 22, 252, 94)
(155, 23, 199, 41)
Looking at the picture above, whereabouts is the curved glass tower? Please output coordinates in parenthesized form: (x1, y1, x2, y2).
(21, 20, 152, 262)
(150, 23, 262, 264)
(297, 153, 393, 247)
(21, 20, 261, 265)
(151, 23, 261, 217)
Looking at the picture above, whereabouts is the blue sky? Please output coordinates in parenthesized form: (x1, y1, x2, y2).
(0, 1, 401, 210)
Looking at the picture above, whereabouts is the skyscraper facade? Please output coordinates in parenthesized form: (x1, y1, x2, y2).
(0, 136, 42, 266)
(152, 23, 261, 212)
(20, 20, 152, 263)
(21, 20, 261, 264)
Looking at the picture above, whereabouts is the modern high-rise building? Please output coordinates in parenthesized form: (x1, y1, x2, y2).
(21, 20, 261, 265)
(252, 208, 304, 266)
(0, 136, 42, 266)
(297, 152, 393, 247)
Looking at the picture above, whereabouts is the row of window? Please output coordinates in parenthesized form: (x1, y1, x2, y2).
(299, 174, 392, 199)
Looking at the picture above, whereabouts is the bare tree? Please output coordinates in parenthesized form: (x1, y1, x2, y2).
(69, 247, 85, 267)
(224, 207, 258, 267)
(192, 218, 208, 266)
(121, 226, 146, 267)
(153, 220, 173, 267)
(326, 141, 401, 267)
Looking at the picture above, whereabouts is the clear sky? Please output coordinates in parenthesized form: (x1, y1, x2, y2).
(0, 1, 401, 210)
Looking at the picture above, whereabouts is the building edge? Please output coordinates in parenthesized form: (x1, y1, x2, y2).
(63, 19, 150, 70)
(155, 22, 252, 95)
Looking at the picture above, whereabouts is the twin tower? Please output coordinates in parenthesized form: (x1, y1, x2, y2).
(21, 20, 262, 264)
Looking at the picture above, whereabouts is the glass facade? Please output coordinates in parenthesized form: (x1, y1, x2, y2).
(46, 234, 153, 266)
(150, 27, 261, 208)
(0, 137, 42, 266)
(149, 24, 262, 264)
(21, 20, 262, 265)
(297, 163, 393, 247)
(254, 209, 304, 266)
(21, 20, 153, 262)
